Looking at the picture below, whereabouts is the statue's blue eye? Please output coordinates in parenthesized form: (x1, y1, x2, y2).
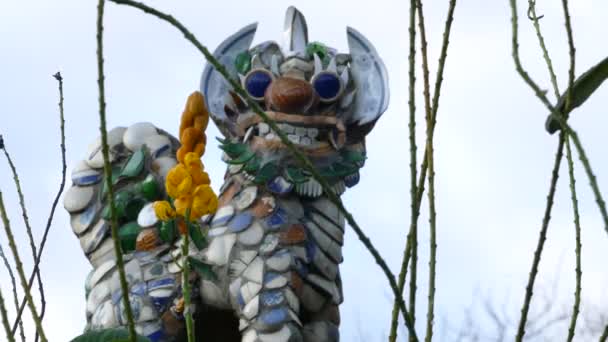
(313, 72, 342, 102)
(245, 70, 273, 99)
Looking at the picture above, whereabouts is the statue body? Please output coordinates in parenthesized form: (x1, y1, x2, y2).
(65, 7, 388, 342)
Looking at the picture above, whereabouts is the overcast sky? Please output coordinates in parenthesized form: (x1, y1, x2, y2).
(1, 1, 608, 341)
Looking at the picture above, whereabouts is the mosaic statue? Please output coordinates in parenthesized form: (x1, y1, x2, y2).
(64, 6, 388, 342)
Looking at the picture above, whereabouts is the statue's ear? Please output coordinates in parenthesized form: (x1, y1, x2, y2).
(345, 27, 390, 125)
(200, 23, 257, 134)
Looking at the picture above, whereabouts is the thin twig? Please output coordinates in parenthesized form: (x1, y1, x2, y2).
(561, 0, 576, 112)
(509, 1, 606, 238)
(390, 0, 457, 340)
(565, 137, 582, 342)
(406, 0, 419, 339)
(514, 134, 565, 342)
(11, 72, 67, 336)
(0, 285, 16, 342)
(528, 0, 560, 100)
(96, 1, 137, 340)
(1, 137, 46, 342)
(414, 0, 439, 339)
(0, 244, 24, 342)
(0, 191, 47, 341)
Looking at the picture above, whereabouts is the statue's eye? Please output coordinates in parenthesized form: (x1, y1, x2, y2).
(312, 72, 343, 102)
(244, 69, 273, 100)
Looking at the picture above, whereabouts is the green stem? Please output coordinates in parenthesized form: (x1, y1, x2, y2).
(10, 72, 67, 337)
(106, 1, 419, 339)
(0, 245, 25, 342)
(561, 0, 576, 112)
(0, 285, 16, 342)
(514, 134, 565, 342)
(96, 1, 137, 340)
(182, 213, 195, 342)
(528, 0, 561, 100)
(1, 140, 46, 342)
(0, 191, 47, 341)
(390, 0, 456, 340)
(509, 1, 603, 232)
(414, 0, 438, 339)
(406, 0, 419, 339)
(565, 137, 582, 342)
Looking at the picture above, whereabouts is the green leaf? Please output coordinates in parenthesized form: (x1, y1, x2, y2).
(188, 221, 207, 250)
(159, 220, 177, 243)
(226, 150, 255, 165)
(547, 56, 608, 133)
(188, 257, 217, 281)
(70, 328, 151, 342)
(254, 163, 279, 184)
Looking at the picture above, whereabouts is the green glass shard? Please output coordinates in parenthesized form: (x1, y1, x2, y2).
(306, 41, 329, 62)
(235, 51, 252, 75)
(341, 150, 366, 164)
(124, 197, 146, 221)
(254, 163, 279, 184)
(188, 257, 217, 281)
(243, 155, 261, 173)
(226, 150, 255, 165)
(331, 162, 359, 177)
(120, 147, 145, 178)
(219, 142, 249, 159)
(118, 222, 141, 253)
(285, 166, 309, 184)
(136, 174, 160, 201)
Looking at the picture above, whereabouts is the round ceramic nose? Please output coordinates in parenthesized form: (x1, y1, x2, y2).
(265, 77, 313, 114)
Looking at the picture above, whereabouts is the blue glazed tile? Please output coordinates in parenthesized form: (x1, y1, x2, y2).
(111, 289, 122, 305)
(294, 259, 309, 277)
(153, 144, 171, 159)
(305, 240, 317, 261)
(266, 207, 287, 230)
(259, 307, 288, 326)
(237, 292, 245, 308)
(260, 290, 285, 307)
(131, 282, 148, 296)
(73, 173, 103, 186)
(147, 330, 166, 342)
(344, 171, 360, 188)
(267, 176, 293, 195)
(150, 295, 173, 313)
(228, 212, 254, 232)
(263, 272, 281, 285)
(148, 277, 175, 290)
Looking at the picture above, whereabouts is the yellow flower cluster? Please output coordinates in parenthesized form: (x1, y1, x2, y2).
(154, 92, 218, 224)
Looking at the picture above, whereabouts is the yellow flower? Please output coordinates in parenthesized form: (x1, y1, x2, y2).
(191, 184, 218, 219)
(174, 195, 192, 217)
(184, 152, 211, 186)
(153, 201, 175, 221)
(165, 164, 193, 198)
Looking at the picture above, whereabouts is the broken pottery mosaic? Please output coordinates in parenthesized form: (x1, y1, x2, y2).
(65, 6, 388, 342)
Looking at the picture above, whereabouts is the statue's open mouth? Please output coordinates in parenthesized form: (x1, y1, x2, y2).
(236, 111, 346, 155)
